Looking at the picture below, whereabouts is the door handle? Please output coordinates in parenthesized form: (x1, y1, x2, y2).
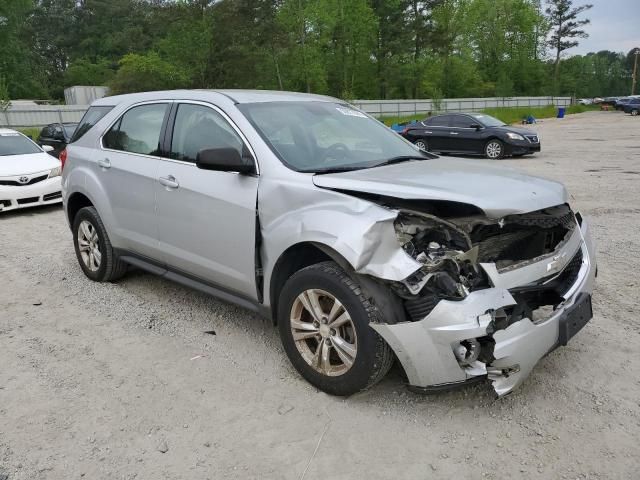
(424, 131, 433, 134)
(159, 175, 179, 189)
(449, 132, 459, 135)
(97, 158, 111, 169)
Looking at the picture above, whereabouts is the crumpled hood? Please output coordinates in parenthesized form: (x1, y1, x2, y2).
(0, 152, 59, 177)
(312, 157, 567, 218)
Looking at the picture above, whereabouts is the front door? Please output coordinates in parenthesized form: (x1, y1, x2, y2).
(155, 102, 259, 299)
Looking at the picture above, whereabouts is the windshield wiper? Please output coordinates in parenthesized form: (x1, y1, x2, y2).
(311, 165, 369, 174)
(368, 155, 427, 169)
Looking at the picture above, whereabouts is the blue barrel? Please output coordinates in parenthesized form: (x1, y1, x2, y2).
(557, 107, 565, 118)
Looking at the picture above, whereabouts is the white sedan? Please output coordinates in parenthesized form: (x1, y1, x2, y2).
(0, 128, 63, 212)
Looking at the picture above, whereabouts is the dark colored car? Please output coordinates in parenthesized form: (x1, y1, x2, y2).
(623, 98, 640, 115)
(600, 97, 619, 107)
(614, 97, 632, 110)
(400, 113, 541, 159)
(37, 123, 78, 157)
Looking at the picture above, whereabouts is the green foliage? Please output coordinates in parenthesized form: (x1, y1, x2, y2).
(0, 76, 10, 111)
(0, 0, 631, 100)
(109, 53, 190, 95)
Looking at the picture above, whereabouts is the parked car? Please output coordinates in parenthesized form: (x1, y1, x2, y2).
(0, 128, 63, 212)
(37, 122, 78, 157)
(600, 97, 619, 107)
(62, 90, 595, 397)
(614, 97, 633, 110)
(399, 112, 541, 159)
(623, 98, 640, 115)
(578, 98, 593, 105)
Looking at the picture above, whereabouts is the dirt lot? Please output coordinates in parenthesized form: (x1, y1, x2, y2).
(1, 111, 639, 479)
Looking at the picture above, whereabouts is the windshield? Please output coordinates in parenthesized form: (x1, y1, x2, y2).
(0, 132, 42, 156)
(238, 101, 424, 172)
(469, 114, 506, 128)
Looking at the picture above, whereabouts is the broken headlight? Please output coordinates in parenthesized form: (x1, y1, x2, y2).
(395, 211, 485, 297)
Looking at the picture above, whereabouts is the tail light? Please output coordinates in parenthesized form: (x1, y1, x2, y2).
(59, 148, 68, 170)
(401, 127, 410, 135)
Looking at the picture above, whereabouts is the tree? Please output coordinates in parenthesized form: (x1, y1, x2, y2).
(109, 52, 190, 94)
(545, 0, 592, 93)
(0, 76, 10, 111)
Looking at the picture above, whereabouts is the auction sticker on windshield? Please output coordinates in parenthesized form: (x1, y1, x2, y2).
(336, 106, 367, 118)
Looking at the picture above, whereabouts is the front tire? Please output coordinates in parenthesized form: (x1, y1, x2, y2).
(631, 109, 639, 116)
(72, 206, 127, 282)
(485, 139, 505, 159)
(278, 261, 393, 396)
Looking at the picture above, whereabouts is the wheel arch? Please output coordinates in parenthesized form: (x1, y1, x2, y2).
(268, 242, 352, 324)
(67, 191, 94, 226)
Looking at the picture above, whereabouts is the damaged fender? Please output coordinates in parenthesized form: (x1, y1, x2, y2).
(260, 181, 423, 309)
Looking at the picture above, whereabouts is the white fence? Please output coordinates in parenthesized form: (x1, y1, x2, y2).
(0, 96, 574, 128)
(351, 96, 573, 117)
(1, 105, 88, 128)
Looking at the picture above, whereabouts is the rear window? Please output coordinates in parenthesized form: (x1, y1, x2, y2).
(71, 106, 114, 142)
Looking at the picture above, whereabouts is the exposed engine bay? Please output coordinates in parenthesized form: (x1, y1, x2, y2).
(393, 204, 577, 314)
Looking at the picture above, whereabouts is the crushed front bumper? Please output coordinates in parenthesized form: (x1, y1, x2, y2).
(371, 216, 596, 396)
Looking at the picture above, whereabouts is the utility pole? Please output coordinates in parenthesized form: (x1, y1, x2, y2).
(633, 49, 640, 96)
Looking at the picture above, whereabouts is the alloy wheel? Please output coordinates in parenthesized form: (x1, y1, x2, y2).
(77, 220, 102, 272)
(415, 140, 428, 151)
(486, 141, 502, 159)
(289, 289, 357, 377)
(632, 109, 639, 116)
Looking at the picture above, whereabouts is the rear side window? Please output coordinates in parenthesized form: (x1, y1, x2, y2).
(103, 103, 168, 156)
(71, 106, 114, 142)
(170, 103, 243, 163)
(429, 115, 451, 127)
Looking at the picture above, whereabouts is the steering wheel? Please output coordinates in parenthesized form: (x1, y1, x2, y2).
(321, 143, 351, 162)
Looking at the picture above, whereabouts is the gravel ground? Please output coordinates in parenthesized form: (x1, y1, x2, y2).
(1, 111, 639, 480)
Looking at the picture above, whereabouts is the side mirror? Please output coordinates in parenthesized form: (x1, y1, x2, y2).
(196, 147, 255, 174)
(470, 123, 482, 130)
(42, 145, 55, 153)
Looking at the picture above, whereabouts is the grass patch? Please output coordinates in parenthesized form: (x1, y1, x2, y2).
(15, 127, 41, 139)
(380, 104, 599, 126)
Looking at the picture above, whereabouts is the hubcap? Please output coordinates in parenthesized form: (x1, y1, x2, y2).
(290, 289, 357, 377)
(78, 220, 101, 272)
(415, 141, 427, 151)
(486, 142, 501, 158)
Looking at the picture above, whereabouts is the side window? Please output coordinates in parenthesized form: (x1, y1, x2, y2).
(429, 115, 450, 127)
(170, 103, 244, 163)
(450, 115, 475, 128)
(103, 103, 168, 156)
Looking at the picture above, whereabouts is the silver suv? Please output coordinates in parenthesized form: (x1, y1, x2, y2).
(62, 90, 596, 397)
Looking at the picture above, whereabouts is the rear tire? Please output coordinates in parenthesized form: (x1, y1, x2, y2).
(485, 139, 505, 159)
(414, 139, 428, 152)
(72, 206, 127, 282)
(631, 109, 639, 116)
(278, 261, 393, 396)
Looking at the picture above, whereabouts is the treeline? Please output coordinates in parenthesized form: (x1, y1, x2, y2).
(0, 0, 637, 101)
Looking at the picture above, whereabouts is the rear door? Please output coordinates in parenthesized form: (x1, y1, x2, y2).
(155, 101, 259, 299)
(420, 115, 451, 151)
(99, 102, 170, 260)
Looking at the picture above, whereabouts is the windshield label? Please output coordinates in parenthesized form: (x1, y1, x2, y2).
(336, 107, 367, 118)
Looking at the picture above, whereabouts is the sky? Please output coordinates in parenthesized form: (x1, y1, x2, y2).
(568, 0, 640, 56)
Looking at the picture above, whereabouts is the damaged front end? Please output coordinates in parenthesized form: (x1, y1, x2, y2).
(370, 204, 596, 396)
